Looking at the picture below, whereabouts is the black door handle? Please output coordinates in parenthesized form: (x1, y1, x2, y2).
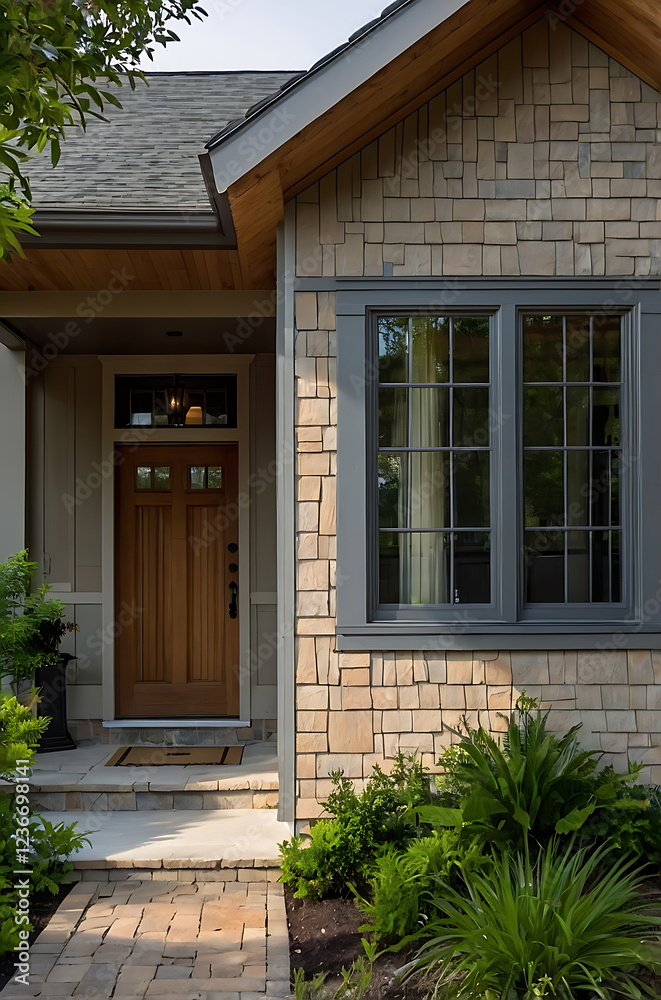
(228, 581, 238, 619)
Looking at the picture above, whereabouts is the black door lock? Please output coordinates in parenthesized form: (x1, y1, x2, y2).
(228, 581, 238, 619)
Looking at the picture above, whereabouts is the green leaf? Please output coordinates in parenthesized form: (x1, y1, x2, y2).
(555, 803, 596, 834)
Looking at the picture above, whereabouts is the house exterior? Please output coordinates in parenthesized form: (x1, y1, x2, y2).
(2, 0, 661, 828)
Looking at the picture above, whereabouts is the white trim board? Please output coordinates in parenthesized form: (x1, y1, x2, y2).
(100, 354, 254, 725)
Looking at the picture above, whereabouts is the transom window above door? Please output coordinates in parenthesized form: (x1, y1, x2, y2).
(115, 375, 238, 429)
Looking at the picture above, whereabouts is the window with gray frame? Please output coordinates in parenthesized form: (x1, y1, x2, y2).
(369, 306, 627, 624)
(333, 281, 661, 648)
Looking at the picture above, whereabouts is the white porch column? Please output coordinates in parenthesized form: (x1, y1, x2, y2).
(0, 342, 25, 561)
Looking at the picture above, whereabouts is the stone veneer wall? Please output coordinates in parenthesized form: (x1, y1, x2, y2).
(295, 18, 661, 279)
(292, 17, 661, 822)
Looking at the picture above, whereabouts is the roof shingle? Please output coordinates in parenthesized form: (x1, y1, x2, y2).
(27, 71, 298, 210)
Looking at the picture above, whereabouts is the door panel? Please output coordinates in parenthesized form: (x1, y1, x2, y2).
(115, 444, 240, 718)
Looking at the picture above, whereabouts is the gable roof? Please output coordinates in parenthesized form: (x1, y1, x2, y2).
(205, 0, 661, 287)
(27, 71, 298, 211)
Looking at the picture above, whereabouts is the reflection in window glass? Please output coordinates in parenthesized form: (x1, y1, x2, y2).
(136, 467, 152, 490)
(377, 315, 491, 605)
(153, 467, 170, 489)
(522, 313, 622, 604)
(190, 466, 205, 489)
(207, 466, 223, 489)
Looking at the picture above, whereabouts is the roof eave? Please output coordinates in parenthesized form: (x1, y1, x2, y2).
(23, 208, 235, 248)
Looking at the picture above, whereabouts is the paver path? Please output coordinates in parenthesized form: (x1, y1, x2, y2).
(0, 871, 291, 1000)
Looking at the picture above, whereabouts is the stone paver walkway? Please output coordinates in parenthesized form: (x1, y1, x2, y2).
(0, 870, 291, 1000)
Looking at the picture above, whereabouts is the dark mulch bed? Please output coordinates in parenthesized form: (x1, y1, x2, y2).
(286, 890, 430, 1000)
(0, 882, 74, 993)
(286, 875, 661, 999)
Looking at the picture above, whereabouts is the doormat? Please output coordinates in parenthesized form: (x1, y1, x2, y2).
(105, 746, 244, 767)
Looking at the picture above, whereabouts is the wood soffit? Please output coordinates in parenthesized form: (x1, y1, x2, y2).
(225, 0, 661, 287)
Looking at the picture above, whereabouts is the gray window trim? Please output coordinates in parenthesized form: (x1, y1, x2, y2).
(336, 280, 657, 651)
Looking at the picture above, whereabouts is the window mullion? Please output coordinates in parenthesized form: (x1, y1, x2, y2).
(498, 303, 519, 622)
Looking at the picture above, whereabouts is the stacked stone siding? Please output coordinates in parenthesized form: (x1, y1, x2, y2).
(292, 17, 661, 822)
(295, 18, 661, 279)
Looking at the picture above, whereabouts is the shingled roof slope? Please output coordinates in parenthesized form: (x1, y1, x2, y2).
(27, 72, 299, 211)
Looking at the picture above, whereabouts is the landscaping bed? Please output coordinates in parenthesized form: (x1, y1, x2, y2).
(286, 892, 429, 999)
(0, 881, 73, 992)
(281, 699, 661, 1000)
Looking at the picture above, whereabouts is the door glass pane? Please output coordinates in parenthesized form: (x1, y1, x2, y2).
(379, 388, 408, 447)
(190, 466, 205, 489)
(453, 317, 489, 383)
(410, 388, 449, 447)
(524, 451, 564, 526)
(378, 317, 408, 382)
(411, 316, 449, 382)
(611, 453, 620, 527)
(207, 466, 223, 489)
(592, 387, 620, 446)
(524, 531, 565, 603)
(524, 387, 563, 447)
(565, 316, 590, 382)
(153, 467, 170, 490)
(453, 387, 489, 446)
(593, 316, 621, 383)
(136, 466, 152, 490)
(567, 531, 590, 602)
(453, 452, 490, 528)
(410, 453, 451, 529)
(523, 314, 564, 383)
(379, 531, 449, 604)
(454, 532, 490, 603)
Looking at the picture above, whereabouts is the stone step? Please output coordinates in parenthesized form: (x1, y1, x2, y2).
(37, 808, 293, 868)
(30, 785, 278, 812)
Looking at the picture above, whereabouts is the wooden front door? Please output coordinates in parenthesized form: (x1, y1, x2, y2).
(115, 444, 239, 718)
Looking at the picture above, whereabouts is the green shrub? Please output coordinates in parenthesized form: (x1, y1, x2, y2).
(279, 752, 432, 900)
(0, 549, 77, 685)
(412, 839, 661, 1000)
(0, 692, 90, 955)
(435, 695, 629, 849)
(582, 772, 661, 867)
(359, 831, 486, 945)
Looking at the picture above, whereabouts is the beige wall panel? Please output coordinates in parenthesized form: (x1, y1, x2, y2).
(43, 366, 75, 588)
(0, 345, 25, 562)
(250, 355, 277, 717)
(74, 359, 103, 592)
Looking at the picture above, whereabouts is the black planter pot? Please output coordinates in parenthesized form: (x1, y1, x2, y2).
(35, 655, 76, 753)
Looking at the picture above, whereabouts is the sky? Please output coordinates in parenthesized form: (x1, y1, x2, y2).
(140, 0, 387, 72)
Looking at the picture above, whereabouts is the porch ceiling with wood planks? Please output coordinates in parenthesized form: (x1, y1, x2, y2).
(0, 246, 244, 292)
(218, 0, 661, 287)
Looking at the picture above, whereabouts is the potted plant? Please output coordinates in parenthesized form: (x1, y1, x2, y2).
(0, 550, 78, 752)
